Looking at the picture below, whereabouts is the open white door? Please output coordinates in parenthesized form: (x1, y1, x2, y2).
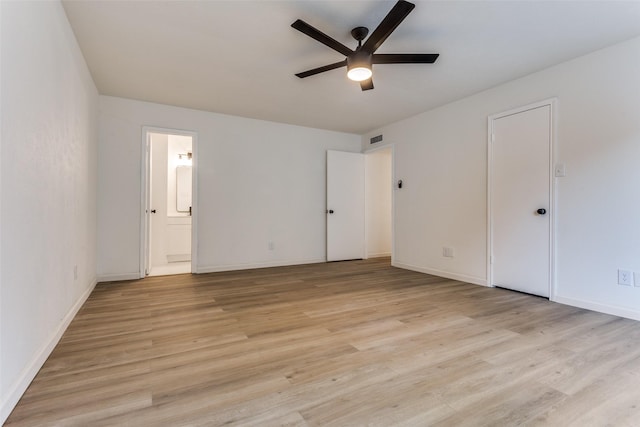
(327, 150, 365, 261)
(490, 103, 552, 297)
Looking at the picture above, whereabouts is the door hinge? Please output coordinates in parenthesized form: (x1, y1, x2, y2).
(490, 255, 494, 264)
(491, 134, 495, 143)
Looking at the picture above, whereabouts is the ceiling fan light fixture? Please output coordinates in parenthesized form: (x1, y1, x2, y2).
(347, 50, 373, 81)
(347, 66, 372, 82)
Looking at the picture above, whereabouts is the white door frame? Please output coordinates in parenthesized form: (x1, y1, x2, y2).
(363, 144, 395, 264)
(487, 98, 557, 299)
(140, 126, 198, 278)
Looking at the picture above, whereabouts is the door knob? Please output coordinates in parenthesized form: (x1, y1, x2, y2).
(536, 208, 546, 215)
(151, 209, 157, 214)
(327, 209, 334, 214)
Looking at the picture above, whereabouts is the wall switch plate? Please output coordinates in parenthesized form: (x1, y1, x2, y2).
(555, 163, 566, 177)
(443, 247, 454, 258)
(268, 241, 275, 251)
(635, 272, 640, 287)
(618, 269, 633, 286)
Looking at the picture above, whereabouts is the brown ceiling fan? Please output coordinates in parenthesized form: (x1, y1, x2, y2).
(292, 0, 439, 91)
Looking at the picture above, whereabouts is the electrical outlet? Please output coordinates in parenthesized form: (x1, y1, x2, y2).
(443, 247, 454, 258)
(618, 269, 633, 286)
(268, 241, 275, 251)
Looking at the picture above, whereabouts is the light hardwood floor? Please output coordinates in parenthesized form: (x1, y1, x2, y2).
(6, 258, 640, 426)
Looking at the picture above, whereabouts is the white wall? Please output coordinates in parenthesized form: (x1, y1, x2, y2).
(365, 147, 392, 258)
(98, 97, 361, 278)
(363, 36, 640, 320)
(0, 0, 4, 417)
(0, 1, 98, 422)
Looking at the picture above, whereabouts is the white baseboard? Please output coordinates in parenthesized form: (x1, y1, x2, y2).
(96, 272, 141, 282)
(552, 295, 640, 322)
(1, 279, 97, 424)
(196, 258, 326, 274)
(366, 252, 392, 259)
(392, 261, 488, 286)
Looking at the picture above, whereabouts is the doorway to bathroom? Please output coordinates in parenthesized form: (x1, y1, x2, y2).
(141, 128, 197, 277)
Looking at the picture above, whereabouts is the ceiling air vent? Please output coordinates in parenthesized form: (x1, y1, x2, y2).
(370, 134, 383, 144)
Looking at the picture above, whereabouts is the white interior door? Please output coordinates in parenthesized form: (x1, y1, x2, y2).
(327, 150, 365, 261)
(491, 104, 551, 297)
(143, 133, 151, 276)
(150, 134, 168, 270)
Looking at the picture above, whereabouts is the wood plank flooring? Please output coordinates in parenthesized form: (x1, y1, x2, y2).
(6, 258, 640, 426)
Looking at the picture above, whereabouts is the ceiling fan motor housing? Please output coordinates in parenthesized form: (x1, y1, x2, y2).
(347, 49, 373, 81)
(348, 50, 372, 71)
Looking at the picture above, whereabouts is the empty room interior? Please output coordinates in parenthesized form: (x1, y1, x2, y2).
(1, 0, 640, 425)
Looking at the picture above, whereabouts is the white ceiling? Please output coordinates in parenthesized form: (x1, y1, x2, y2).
(62, 0, 640, 134)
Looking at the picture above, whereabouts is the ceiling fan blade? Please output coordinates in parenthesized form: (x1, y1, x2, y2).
(373, 53, 439, 64)
(360, 78, 374, 91)
(361, 0, 415, 54)
(295, 60, 347, 78)
(292, 19, 353, 57)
